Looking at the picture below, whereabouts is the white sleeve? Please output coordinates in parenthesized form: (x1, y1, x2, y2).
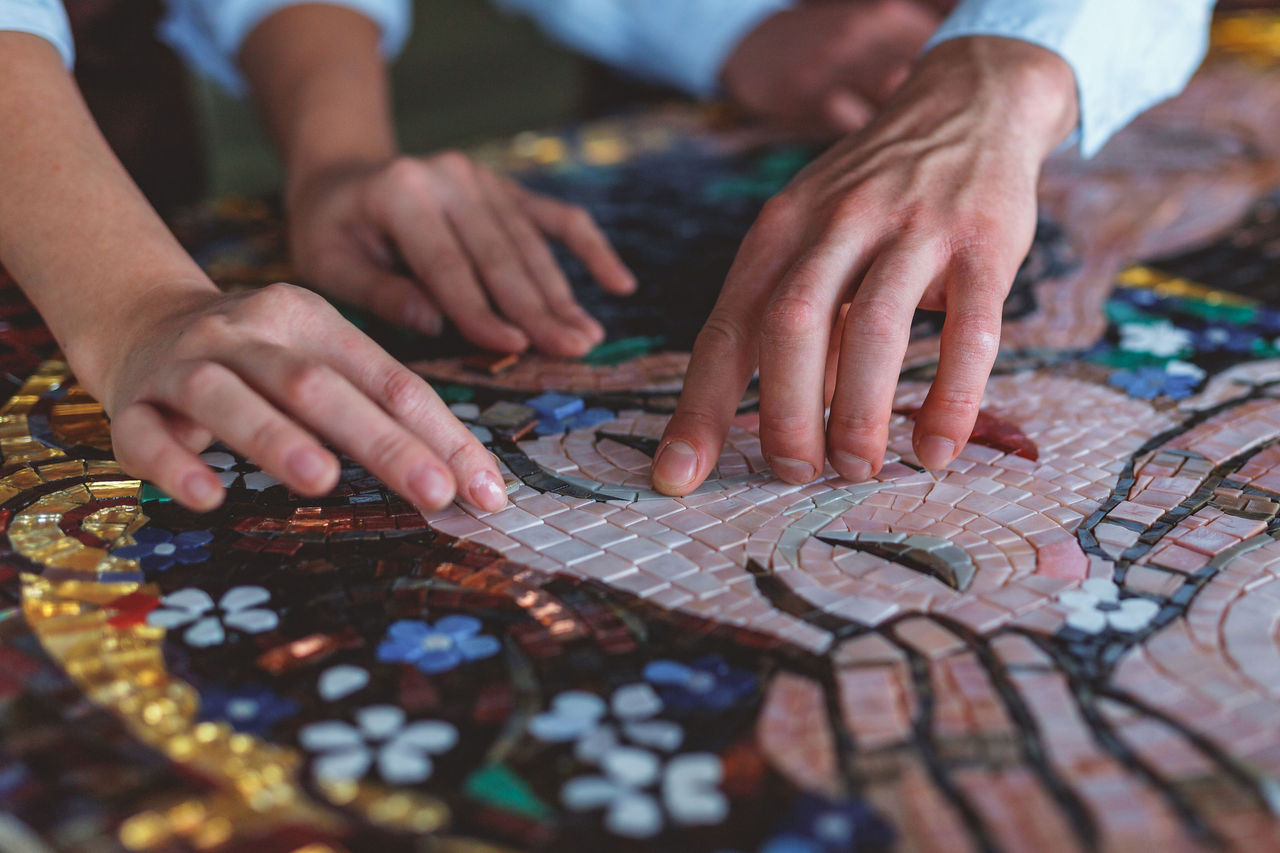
(0, 0, 73, 67)
(494, 0, 795, 98)
(926, 0, 1216, 156)
(159, 0, 412, 96)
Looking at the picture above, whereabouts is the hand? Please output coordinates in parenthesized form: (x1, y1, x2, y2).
(653, 37, 1078, 495)
(720, 0, 943, 135)
(93, 282, 508, 514)
(286, 152, 636, 357)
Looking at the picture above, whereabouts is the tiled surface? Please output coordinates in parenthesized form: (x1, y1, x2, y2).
(7, 31, 1280, 853)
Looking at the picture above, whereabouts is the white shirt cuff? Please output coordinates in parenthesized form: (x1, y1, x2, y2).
(159, 0, 412, 96)
(925, 0, 1212, 157)
(0, 0, 74, 67)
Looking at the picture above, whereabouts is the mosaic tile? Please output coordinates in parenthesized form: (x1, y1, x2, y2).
(8, 31, 1280, 852)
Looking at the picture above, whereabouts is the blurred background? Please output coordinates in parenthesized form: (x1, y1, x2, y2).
(195, 0, 586, 197)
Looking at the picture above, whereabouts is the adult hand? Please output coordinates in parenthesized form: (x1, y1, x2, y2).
(95, 282, 508, 514)
(653, 37, 1079, 495)
(720, 0, 943, 135)
(286, 152, 636, 357)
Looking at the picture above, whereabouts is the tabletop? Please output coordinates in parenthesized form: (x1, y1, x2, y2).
(7, 14, 1280, 853)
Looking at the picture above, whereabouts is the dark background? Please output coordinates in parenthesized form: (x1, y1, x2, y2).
(197, 0, 588, 196)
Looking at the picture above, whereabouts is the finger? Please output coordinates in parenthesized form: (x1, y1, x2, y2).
(314, 251, 445, 336)
(166, 410, 215, 455)
(517, 190, 636, 296)
(112, 403, 224, 511)
(445, 192, 598, 357)
(911, 259, 1006, 469)
(652, 200, 804, 495)
(827, 242, 939, 481)
(375, 200, 529, 352)
(223, 340, 505, 513)
(759, 237, 875, 484)
(290, 319, 505, 511)
(147, 360, 341, 497)
(819, 89, 876, 134)
(480, 171, 606, 343)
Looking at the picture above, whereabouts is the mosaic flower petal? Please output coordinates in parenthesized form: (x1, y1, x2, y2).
(602, 746, 660, 787)
(553, 691, 607, 720)
(147, 608, 201, 630)
(220, 586, 270, 612)
(222, 608, 278, 634)
(160, 588, 214, 614)
(173, 531, 214, 548)
(300, 721, 363, 751)
(414, 648, 464, 674)
(356, 705, 405, 740)
(184, 617, 226, 647)
(318, 665, 369, 701)
(605, 793, 663, 839)
(377, 744, 433, 785)
(313, 746, 372, 783)
(643, 660, 694, 685)
(455, 634, 500, 661)
(623, 720, 683, 752)
(611, 683, 663, 720)
(529, 711, 596, 743)
(132, 528, 174, 546)
(561, 775, 620, 811)
(1108, 598, 1160, 632)
(434, 614, 482, 638)
(1065, 608, 1107, 634)
(392, 720, 458, 754)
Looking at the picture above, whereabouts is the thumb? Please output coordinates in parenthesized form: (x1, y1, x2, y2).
(820, 88, 875, 134)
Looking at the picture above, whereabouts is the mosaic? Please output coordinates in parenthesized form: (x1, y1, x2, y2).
(8, 17, 1280, 853)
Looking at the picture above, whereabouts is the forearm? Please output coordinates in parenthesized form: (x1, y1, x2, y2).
(239, 5, 397, 194)
(0, 33, 215, 396)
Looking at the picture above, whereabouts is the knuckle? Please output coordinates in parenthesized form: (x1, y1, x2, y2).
(847, 297, 906, 345)
(762, 295, 822, 341)
(428, 150, 474, 181)
(693, 312, 749, 356)
(175, 314, 232, 355)
(756, 195, 799, 232)
(947, 313, 1001, 363)
(828, 409, 883, 439)
(248, 419, 298, 460)
(253, 282, 325, 320)
(759, 410, 813, 442)
(563, 205, 596, 234)
(442, 432, 486, 472)
(927, 386, 985, 417)
(281, 363, 332, 410)
(384, 156, 430, 189)
(366, 429, 414, 472)
(175, 361, 224, 409)
(378, 367, 428, 421)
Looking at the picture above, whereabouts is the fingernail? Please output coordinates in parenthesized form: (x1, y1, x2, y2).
(470, 469, 507, 512)
(830, 451, 873, 482)
(410, 463, 453, 508)
(182, 472, 221, 509)
(287, 448, 330, 487)
(917, 435, 957, 469)
(653, 440, 699, 489)
(770, 456, 816, 484)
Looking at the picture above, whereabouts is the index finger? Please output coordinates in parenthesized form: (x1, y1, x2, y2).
(652, 201, 802, 495)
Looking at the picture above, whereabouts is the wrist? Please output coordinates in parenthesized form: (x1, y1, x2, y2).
(911, 36, 1079, 162)
(61, 274, 218, 404)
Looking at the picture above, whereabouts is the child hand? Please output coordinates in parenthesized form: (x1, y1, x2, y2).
(285, 152, 636, 356)
(95, 283, 507, 514)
